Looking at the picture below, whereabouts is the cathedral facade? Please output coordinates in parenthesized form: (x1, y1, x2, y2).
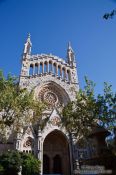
(19, 35, 80, 175)
(0, 35, 88, 175)
(0, 35, 112, 175)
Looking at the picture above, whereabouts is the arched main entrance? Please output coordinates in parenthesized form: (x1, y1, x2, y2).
(43, 130, 71, 175)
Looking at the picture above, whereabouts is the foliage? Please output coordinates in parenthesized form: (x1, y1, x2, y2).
(0, 70, 46, 140)
(62, 77, 116, 139)
(0, 150, 22, 175)
(21, 153, 41, 175)
(0, 151, 41, 175)
(96, 82, 116, 129)
(103, 9, 116, 20)
(0, 164, 4, 174)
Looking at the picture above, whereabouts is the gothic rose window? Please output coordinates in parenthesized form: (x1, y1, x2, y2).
(38, 84, 63, 108)
(44, 91, 57, 105)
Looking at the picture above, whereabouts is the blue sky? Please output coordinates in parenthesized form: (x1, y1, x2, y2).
(0, 0, 116, 93)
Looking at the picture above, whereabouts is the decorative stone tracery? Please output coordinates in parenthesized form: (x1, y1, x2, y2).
(37, 84, 63, 108)
(44, 91, 58, 105)
(50, 116, 61, 126)
(23, 137, 34, 148)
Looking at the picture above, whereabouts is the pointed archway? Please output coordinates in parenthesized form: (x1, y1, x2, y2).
(43, 130, 71, 175)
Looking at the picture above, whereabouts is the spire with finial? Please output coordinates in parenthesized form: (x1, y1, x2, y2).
(67, 41, 75, 66)
(23, 33, 32, 55)
(68, 41, 72, 50)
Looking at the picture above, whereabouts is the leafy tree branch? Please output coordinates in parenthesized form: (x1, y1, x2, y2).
(0, 70, 46, 141)
(62, 77, 116, 140)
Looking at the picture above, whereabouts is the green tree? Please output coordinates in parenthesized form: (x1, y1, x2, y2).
(0, 151, 41, 175)
(0, 151, 22, 175)
(0, 70, 46, 140)
(21, 153, 41, 175)
(62, 77, 116, 139)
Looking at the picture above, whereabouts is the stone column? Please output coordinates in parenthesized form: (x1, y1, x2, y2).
(64, 69, 67, 80)
(56, 65, 58, 75)
(38, 63, 40, 74)
(60, 67, 62, 77)
(42, 63, 44, 74)
(37, 128, 42, 175)
(33, 65, 35, 75)
(51, 62, 53, 73)
(47, 63, 49, 73)
(62, 68, 66, 80)
(67, 70, 71, 82)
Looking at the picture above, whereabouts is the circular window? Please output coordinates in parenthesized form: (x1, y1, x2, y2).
(37, 84, 63, 108)
(43, 91, 58, 106)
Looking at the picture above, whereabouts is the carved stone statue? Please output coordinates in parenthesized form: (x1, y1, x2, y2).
(67, 42, 75, 66)
(24, 33, 32, 55)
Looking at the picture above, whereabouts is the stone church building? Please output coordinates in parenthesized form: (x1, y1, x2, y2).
(0, 35, 90, 175)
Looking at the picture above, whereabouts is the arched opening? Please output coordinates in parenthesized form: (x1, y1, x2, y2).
(58, 65, 61, 77)
(35, 63, 38, 74)
(49, 61, 52, 72)
(29, 64, 33, 75)
(62, 67, 65, 79)
(40, 62, 43, 74)
(43, 130, 70, 175)
(53, 63, 56, 75)
(44, 61, 48, 73)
